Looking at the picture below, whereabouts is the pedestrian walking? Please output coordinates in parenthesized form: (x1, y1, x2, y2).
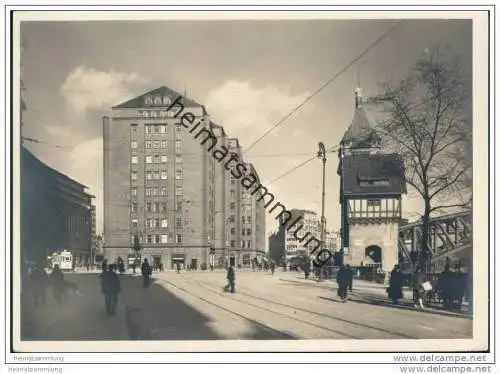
(49, 265, 66, 305)
(336, 264, 353, 302)
(387, 265, 404, 304)
(101, 264, 121, 316)
(226, 264, 235, 293)
(141, 259, 152, 288)
(30, 263, 48, 306)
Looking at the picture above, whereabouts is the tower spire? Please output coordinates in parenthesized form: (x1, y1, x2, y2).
(354, 87, 363, 109)
(355, 64, 363, 109)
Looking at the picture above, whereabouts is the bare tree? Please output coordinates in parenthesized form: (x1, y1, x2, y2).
(370, 48, 472, 269)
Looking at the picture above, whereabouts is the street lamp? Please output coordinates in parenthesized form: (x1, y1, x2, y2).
(317, 142, 327, 280)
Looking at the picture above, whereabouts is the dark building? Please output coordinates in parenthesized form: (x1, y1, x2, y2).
(21, 147, 94, 266)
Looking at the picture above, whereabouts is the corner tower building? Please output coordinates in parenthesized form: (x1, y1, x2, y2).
(337, 88, 406, 274)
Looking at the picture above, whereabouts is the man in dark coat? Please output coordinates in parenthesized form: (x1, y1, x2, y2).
(101, 264, 121, 315)
(30, 263, 48, 306)
(141, 259, 152, 288)
(49, 265, 66, 304)
(227, 264, 235, 293)
(336, 264, 353, 302)
(388, 265, 404, 304)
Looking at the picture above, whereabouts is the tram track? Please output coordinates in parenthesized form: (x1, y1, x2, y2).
(155, 278, 296, 339)
(178, 277, 416, 339)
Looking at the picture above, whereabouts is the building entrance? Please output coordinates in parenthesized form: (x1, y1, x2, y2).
(153, 256, 161, 271)
(229, 256, 235, 267)
(171, 254, 185, 269)
(365, 245, 382, 264)
(191, 258, 198, 270)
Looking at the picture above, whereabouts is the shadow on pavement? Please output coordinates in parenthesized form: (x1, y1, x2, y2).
(128, 277, 292, 340)
(21, 273, 295, 341)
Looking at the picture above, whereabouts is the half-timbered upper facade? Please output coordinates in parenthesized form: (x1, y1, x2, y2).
(337, 88, 406, 272)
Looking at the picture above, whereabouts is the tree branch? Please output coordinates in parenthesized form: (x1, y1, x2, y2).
(429, 203, 470, 213)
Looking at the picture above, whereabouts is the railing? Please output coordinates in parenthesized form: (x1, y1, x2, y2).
(398, 210, 472, 272)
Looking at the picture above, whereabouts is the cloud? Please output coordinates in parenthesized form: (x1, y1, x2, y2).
(55, 137, 104, 232)
(60, 66, 148, 114)
(205, 80, 311, 146)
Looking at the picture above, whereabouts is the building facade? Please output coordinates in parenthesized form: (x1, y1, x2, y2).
(103, 86, 266, 270)
(21, 147, 94, 265)
(103, 86, 215, 270)
(337, 88, 406, 273)
(325, 230, 340, 254)
(282, 209, 320, 261)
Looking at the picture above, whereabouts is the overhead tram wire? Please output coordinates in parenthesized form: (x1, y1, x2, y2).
(21, 136, 316, 159)
(21, 136, 72, 149)
(241, 20, 402, 156)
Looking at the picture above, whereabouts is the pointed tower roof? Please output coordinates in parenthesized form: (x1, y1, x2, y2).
(341, 87, 380, 148)
(113, 86, 205, 110)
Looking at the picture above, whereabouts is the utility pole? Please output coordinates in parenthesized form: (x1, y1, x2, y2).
(317, 142, 327, 280)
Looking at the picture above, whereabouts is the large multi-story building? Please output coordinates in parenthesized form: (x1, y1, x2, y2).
(103, 86, 266, 270)
(21, 147, 94, 265)
(103, 86, 215, 270)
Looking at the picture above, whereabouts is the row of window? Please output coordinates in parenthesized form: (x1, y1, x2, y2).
(131, 218, 169, 228)
(228, 228, 252, 236)
(132, 233, 183, 244)
(144, 95, 172, 106)
(131, 169, 184, 184)
(145, 171, 168, 181)
(131, 155, 168, 164)
(229, 240, 253, 249)
(132, 217, 183, 228)
(132, 140, 170, 149)
(138, 111, 175, 118)
(144, 124, 183, 134)
(130, 198, 183, 213)
(131, 200, 186, 213)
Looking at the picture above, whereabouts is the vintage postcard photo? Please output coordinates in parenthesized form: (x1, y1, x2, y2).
(7, 7, 491, 360)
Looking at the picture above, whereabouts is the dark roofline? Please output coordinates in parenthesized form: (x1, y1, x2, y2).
(112, 86, 204, 109)
(22, 147, 90, 190)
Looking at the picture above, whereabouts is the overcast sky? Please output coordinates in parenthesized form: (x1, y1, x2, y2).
(20, 18, 472, 239)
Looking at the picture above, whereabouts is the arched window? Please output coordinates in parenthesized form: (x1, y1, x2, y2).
(162, 96, 171, 105)
(154, 95, 162, 105)
(144, 96, 153, 105)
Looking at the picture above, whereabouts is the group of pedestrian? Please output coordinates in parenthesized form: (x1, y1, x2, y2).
(99, 258, 153, 317)
(28, 263, 70, 306)
(387, 264, 437, 309)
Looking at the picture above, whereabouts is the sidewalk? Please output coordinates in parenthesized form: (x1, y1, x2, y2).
(278, 273, 472, 319)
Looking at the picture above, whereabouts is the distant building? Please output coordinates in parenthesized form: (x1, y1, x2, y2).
(21, 147, 94, 265)
(211, 125, 266, 267)
(325, 230, 340, 253)
(279, 209, 320, 262)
